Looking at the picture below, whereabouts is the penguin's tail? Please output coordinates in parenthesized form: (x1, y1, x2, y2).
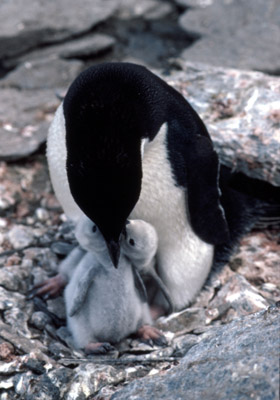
(213, 165, 280, 268)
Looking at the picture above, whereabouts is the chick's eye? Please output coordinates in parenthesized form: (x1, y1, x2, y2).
(129, 238, 135, 246)
(92, 225, 97, 233)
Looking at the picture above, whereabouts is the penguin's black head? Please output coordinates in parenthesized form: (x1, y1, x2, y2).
(63, 63, 165, 267)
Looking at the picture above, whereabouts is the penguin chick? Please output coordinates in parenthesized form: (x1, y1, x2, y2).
(64, 218, 165, 353)
(32, 215, 103, 299)
(122, 219, 174, 314)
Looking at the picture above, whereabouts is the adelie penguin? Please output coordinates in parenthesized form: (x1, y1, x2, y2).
(46, 62, 279, 312)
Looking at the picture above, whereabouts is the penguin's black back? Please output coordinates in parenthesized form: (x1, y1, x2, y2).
(63, 62, 210, 143)
(63, 62, 230, 246)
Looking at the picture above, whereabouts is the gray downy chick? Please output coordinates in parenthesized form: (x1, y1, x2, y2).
(122, 219, 174, 314)
(64, 215, 164, 353)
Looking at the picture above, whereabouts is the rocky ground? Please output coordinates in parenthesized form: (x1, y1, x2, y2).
(0, 0, 279, 399)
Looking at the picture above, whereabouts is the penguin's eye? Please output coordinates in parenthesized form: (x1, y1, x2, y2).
(92, 225, 97, 233)
(129, 238, 135, 246)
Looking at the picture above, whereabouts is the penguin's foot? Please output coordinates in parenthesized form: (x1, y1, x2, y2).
(137, 325, 167, 347)
(84, 342, 115, 355)
(28, 274, 67, 300)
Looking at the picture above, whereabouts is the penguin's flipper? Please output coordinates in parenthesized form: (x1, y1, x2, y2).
(185, 135, 230, 245)
(69, 264, 97, 317)
(132, 265, 148, 303)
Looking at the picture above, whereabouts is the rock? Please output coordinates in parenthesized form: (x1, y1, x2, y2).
(143, 2, 174, 20)
(230, 231, 280, 303)
(47, 298, 66, 321)
(119, 0, 173, 19)
(58, 34, 116, 60)
(0, 287, 26, 311)
(0, 320, 48, 355)
(0, 265, 32, 293)
(30, 312, 52, 331)
(179, 0, 280, 74)
(13, 367, 73, 400)
(206, 274, 269, 324)
(112, 307, 280, 399)
(50, 242, 76, 257)
(35, 208, 50, 222)
(67, 364, 126, 398)
(0, 0, 119, 59)
(0, 342, 15, 362)
(174, 0, 211, 8)
(166, 62, 280, 186)
(156, 307, 206, 334)
(0, 88, 58, 161)
(1, 58, 83, 90)
(24, 248, 58, 275)
(8, 225, 35, 249)
(48, 342, 74, 360)
(172, 334, 199, 357)
(4, 34, 116, 69)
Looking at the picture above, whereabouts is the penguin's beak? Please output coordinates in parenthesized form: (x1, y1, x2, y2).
(106, 239, 120, 268)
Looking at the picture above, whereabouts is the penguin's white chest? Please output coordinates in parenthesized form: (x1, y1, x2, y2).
(47, 104, 84, 222)
(131, 123, 214, 309)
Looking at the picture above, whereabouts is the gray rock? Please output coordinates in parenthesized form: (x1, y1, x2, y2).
(0, 320, 48, 355)
(206, 274, 269, 324)
(50, 242, 76, 257)
(1, 58, 83, 90)
(118, 0, 173, 19)
(175, 0, 215, 8)
(179, 0, 280, 73)
(8, 225, 35, 249)
(30, 311, 52, 331)
(112, 307, 280, 400)
(0, 265, 32, 293)
(172, 334, 199, 357)
(4, 34, 116, 69)
(58, 34, 116, 60)
(156, 307, 206, 334)
(47, 298, 66, 320)
(0, 0, 119, 59)
(0, 88, 59, 161)
(166, 62, 280, 186)
(0, 287, 26, 311)
(67, 364, 126, 398)
(48, 341, 74, 359)
(14, 368, 73, 400)
(25, 248, 58, 275)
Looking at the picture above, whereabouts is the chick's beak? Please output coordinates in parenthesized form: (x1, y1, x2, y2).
(106, 239, 120, 268)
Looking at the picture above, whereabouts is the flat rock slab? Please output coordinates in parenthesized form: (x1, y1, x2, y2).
(179, 0, 280, 74)
(166, 62, 280, 186)
(4, 34, 116, 69)
(0, 0, 119, 59)
(112, 306, 280, 400)
(0, 88, 59, 161)
(1, 58, 83, 90)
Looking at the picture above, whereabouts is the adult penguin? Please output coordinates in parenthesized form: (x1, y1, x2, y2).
(47, 62, 268, 311)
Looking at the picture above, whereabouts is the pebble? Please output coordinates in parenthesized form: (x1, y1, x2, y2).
(35, 208, 50, 222)
(30, 311, 52, 330)
(0, 342, 15, 361)
(8, 225, 35, 249)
